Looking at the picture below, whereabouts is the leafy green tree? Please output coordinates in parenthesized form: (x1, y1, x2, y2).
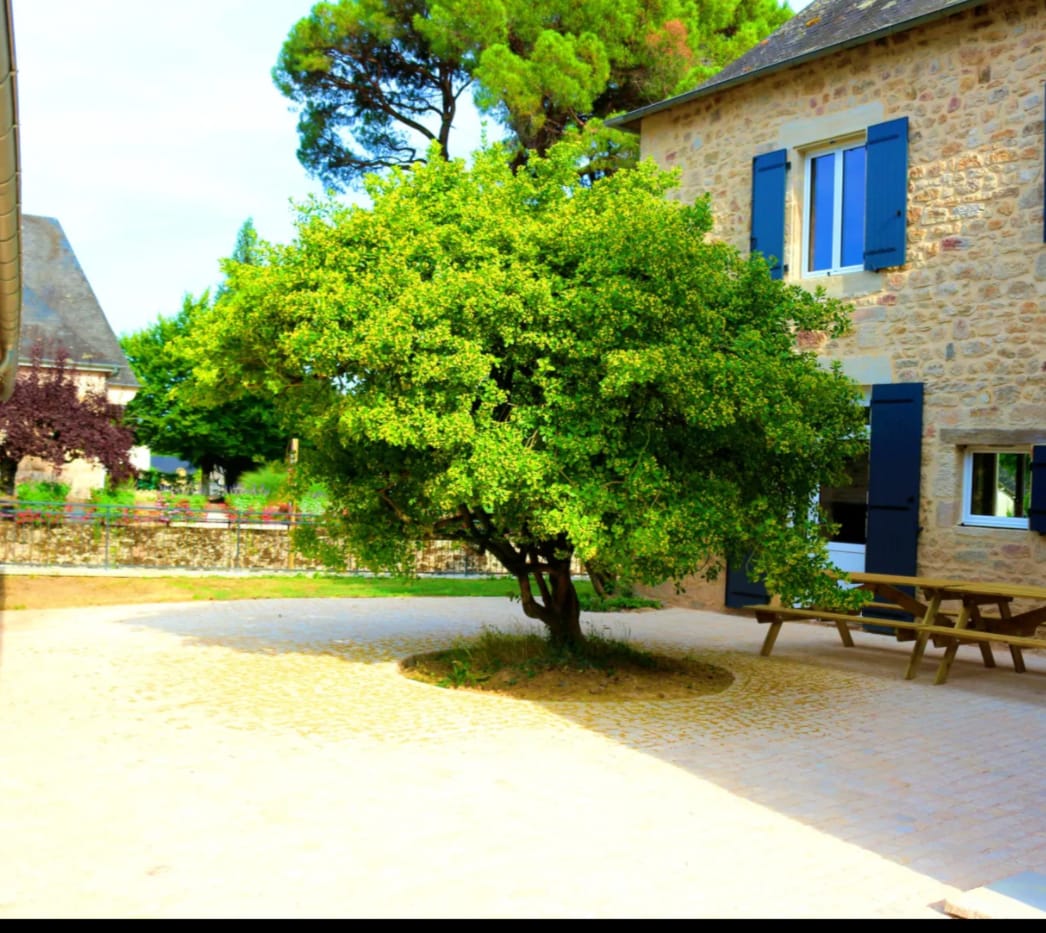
(120, 292, 288, 494)
(0, 342, 135, 496)
(274, 0, 791, 189)
(191, 132, 866, 648)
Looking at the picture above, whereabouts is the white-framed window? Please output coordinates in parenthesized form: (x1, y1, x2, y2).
(962, 448, 1032, 529)
(802, 137, 867, 277)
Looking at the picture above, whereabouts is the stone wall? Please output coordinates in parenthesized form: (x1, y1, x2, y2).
(635, 0, 1046, 608)
(0, 521, 511, 576)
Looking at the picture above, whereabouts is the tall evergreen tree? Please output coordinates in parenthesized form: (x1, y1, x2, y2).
(274, 0, 792, 189)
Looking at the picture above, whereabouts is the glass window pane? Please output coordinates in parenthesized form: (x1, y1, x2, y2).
(969, 453, 997, 515)
(808, 153, 835, 272)
(970, 452, 1031, 518)
(841, 146, 866, 267)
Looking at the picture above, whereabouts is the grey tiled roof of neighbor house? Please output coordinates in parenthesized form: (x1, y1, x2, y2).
(21, 214, 138, 390)
(0, 0, 20, 402)
(609, 0, 986, 127)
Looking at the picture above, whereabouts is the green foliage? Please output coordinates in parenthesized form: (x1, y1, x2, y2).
(234, 461, 291, 500)
(274, 0, 473, 191)
(466, 0, 792, 156)
(15, 480, 70, 502)
(229, 460, 329, 515)
(89, 484, 138, 507)
(168, 494, 212, 512)
(120, 289, 289, 492)
(274, 0, 792, 187)
(192, 130, 868, 636)
(578, 592, 661, 612)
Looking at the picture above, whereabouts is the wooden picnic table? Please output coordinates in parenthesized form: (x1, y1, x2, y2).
(917, 581, 1046, 685)
(840, 571, 1011, 679)
(745, 571, 1046, 685)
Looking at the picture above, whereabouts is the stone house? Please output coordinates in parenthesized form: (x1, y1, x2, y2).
(610, 0, 1045, 609)
(15, 214, 145, 497)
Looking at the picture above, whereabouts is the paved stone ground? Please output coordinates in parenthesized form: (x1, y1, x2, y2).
(3, 593, 1046, 918)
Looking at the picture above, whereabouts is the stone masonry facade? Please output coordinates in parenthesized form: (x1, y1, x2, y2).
(635, 1, 1045, 608)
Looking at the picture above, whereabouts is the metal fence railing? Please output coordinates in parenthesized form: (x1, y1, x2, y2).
(0, 499, 319, 529)
(0, 499, 523, 576)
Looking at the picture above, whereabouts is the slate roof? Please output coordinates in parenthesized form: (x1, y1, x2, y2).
(20, 214, 138, 390)
(610, 0, 986, 127)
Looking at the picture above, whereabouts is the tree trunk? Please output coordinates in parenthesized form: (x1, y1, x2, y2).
(462, 516, 585, 649)
(515, 553, 584, 650)
(0, 455, 17, 497)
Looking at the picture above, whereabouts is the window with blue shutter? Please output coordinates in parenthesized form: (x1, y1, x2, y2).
(795, 116, 909, 277)
(750, 149, 787, 279)
(863, 117, 909, 271)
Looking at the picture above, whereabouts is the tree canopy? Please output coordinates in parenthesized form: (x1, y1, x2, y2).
(121, 291, 289, 494)
(191, 132, 867, 646)
(274, 0, 792, 189)
(0, 342, 135, 496)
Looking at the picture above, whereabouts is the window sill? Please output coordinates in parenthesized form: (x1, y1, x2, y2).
(793, 268, 880, 299)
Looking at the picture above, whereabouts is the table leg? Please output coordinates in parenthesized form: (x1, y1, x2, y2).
(760, 621, 782, 657)
(905, 592, 943, 681)
(934, 602, 971, 685)
(998, 600, 1024, 673)
(967, 602, 996, 669)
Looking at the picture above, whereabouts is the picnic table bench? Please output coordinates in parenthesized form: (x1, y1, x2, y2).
(744, 573, 1046, 685)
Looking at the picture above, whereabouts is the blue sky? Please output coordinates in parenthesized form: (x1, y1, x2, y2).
(13, 0, 813, 340)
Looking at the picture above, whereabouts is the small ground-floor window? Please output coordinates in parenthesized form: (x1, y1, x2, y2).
(962, 449, 1031, 528)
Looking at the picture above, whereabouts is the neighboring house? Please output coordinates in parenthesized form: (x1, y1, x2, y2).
(16, 214, 145, 496)
(610, 0, 1045, 609)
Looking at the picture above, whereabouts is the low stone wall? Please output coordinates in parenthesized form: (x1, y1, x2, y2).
(0, 520, 509, 575)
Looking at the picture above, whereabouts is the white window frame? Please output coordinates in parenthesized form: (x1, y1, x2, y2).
(961, 447, 1031, 530)
(801, 134, 866, 278)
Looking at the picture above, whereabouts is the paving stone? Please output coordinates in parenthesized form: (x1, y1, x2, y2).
(2, 595, 1046, 917)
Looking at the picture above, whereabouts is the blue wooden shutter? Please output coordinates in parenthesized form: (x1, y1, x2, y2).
(865, 382, 923, 576)
(724, 556, 769, 609)
(1030, 446, 1046, 533)
(750, 149, 787, 279)
(863, 117, 908, 271)
(862, 382, 923, 632)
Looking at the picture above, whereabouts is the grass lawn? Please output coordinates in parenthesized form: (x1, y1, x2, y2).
(0, 572, 600, 611)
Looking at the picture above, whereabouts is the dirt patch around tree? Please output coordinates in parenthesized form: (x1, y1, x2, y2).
(400, 650, 735, 702)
